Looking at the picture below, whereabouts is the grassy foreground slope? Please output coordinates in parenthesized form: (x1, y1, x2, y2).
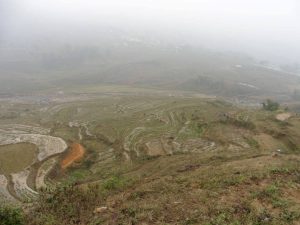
(5, 93, 294, 225)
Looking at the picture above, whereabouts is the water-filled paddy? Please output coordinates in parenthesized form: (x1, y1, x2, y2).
(0, 143, 37, 174)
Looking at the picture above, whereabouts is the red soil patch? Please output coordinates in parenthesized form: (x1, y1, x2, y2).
(61, 143, 85, 169)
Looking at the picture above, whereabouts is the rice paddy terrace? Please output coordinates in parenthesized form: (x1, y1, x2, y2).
(0, 124, 67, 203)
(0, 87, 300, 224)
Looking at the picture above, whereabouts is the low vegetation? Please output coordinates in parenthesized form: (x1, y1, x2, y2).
(262, 99, 280, 111)
(0, 205, 24, 225)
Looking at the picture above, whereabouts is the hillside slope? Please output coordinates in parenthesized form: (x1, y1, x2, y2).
(0, 92, 299, 224)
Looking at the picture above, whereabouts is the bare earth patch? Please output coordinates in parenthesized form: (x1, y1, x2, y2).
(61, 143, 85, 169)
(276, 113, 291, 121)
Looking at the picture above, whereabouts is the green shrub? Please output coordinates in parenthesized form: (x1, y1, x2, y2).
(102, 175, 126, 191)
(262, 99, 279, 111)
(0, 206, 24, 225)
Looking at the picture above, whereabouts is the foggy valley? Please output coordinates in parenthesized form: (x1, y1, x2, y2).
(1, 1, 300, 225)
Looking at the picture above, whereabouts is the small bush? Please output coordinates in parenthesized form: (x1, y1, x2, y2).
(0, 206, 24, 225)
(102, 175, 126, 191)
(262, 99, 279, 111)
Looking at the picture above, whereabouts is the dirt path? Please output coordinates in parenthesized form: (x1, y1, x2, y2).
(61, 143, 85, 169)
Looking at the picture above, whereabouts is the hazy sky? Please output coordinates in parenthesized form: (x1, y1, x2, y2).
(1, 0, 299, 64)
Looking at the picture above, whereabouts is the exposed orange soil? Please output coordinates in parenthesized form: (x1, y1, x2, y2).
(61, 143, 85, 169)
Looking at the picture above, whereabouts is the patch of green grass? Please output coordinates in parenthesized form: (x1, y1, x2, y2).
(280, 210, 300, 222)
(63, 168, 92, 185)
(205, 211, 242, 225)
(0, 205, 24, 225)
(245, 137, 260, 149)
(269, 166, 298, 175)
(27, 183, 103, 224)
(102, 175, 129, 191)
(271, 198, 289, 208)
(31, 214, 58, 225)
(193, 122, 208, 135)
(254, 184, 280, 200)
(87, 218, 105, 225)
(200, 172, 249, 190)
(252, 183, 292, 210)
(223, 175, 247, 186)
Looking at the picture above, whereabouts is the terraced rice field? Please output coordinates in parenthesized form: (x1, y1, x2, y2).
(0, 124, 67, 202)
(0, 143, 37, 174)
(0, 175, 17, 204)
(1, 88, 300, 211)
(0, 94, 225, 203)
